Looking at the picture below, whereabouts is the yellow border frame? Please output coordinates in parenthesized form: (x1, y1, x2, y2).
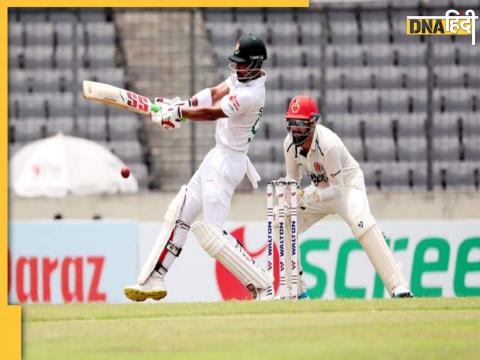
(1, 2, 309, 358)
(4, 1, 308, 7)
(2, 4, 22, 359)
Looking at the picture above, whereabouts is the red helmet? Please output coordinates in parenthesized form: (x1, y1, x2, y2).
(285, 95, 319, 120)
(285, 95, 320, 145)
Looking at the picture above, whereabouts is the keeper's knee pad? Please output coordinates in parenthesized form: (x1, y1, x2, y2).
(351, 212, 377, 239)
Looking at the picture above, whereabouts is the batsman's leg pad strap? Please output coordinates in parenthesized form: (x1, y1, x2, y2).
(176, 219, 190, 232)
(154, 263, 168, 276)
(166, 238, 182, 257)
(138, 185, 188, 284)
(358, 224, 409, 295)
(191, 220, 272, 289)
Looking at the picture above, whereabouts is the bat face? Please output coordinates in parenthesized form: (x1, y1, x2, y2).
(83, 80, 160, 115)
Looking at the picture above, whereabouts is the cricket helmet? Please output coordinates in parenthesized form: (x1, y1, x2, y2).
(228, 33, 267, 82)
(285, 95, 320, 146)
(229, 33, 267, 64)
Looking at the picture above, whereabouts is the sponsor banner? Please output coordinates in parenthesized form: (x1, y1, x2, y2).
(9, 220, 479, 303)
(9, 221, 137, 304)
(298, 220, 480, 299)
(140, 220, 480, 302)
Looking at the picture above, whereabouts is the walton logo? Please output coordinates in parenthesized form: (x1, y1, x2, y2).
(279, 222, 285, 257)
(291, 220, 297, 257)
(406, 9, 478, 45)
(267, 221, 273, 257)
(215, 227, 280, 300)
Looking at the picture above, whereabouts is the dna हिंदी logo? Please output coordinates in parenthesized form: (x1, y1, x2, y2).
(406, 9, 478, 45)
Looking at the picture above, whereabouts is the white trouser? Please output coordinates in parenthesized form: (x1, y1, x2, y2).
(299, 171, 370, 233)
(298, 170, 409, 294)
(161, 146, 250, 271)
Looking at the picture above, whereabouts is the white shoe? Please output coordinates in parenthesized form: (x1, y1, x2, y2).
(248, 284, 274, 301)
(256, 285, 275, 301)
(124, 271, 167, 302)
(392, 285, 413, 298)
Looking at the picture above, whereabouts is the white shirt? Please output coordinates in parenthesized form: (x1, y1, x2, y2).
(217, 74, 266, 153)
(284, 124, 361, 201)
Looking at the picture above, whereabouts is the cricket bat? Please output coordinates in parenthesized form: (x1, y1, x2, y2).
(83, 80, 161, 115)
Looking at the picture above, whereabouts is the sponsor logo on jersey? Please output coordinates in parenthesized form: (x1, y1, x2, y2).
(229, 95, 240, 112)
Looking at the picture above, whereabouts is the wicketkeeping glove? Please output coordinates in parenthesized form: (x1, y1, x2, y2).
(299, 184, 321, 209)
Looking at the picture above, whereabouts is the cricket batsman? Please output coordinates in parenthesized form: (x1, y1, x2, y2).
(276, 94, 413, 298)
(124, 33, 274, 301)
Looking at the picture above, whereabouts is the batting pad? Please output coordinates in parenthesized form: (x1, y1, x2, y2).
(191, 221, 272, 290)
(138, 185, 188, 284)
(358, 224, 409, 296)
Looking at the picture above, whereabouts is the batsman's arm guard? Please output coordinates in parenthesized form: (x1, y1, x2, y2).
(191, 221, 273, 292)
(137, 185, 188, 284)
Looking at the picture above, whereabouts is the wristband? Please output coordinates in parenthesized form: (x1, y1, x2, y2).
(194, 88, 213, 107)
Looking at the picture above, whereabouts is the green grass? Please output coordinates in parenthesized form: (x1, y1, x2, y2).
(23, 298, 480, 360)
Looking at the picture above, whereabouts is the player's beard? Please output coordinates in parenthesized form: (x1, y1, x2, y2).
(289, 125, 315, 146)
(292, 132, 311, 146)
(228, 61, 265, 83)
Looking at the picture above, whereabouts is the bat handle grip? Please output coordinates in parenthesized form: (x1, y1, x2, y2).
(150, 103, 161, 113)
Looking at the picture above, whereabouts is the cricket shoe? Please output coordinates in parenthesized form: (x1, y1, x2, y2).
(392, 285, 413, 298)
(298, 291, 309, 300)
(298, 277, 309, 300)
(250, 285, 275, 301)
(124, 270, 167, 302)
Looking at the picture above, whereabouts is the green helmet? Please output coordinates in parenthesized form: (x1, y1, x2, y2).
(228, 33, 267, 65)
(228, 34, 267, 82)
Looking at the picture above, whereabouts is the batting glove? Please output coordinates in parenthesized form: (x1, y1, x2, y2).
(154, 96, 192, 107)
(151, 105, 183, 130)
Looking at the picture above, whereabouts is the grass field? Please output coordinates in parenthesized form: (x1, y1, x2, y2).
(23, 297, 480, 360)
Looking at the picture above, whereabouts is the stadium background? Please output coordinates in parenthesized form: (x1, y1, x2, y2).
(8, 0, 480, 304)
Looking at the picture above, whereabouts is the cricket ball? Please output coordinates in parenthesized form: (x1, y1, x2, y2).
(121, 166, 130, 179)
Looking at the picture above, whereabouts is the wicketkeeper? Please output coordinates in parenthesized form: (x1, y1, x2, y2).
(275, 94, 413, 298)
(124, 34, 274, 302)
